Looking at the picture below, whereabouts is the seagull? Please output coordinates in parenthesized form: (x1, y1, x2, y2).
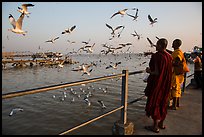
(131, 30, 142, 40)
(62, 25, 76, 34)
(8, 13, 27, 36)
(84, 98, 91, 106)
(81, 65, 93, 76)
(45, 37, 59, 43)
(146, 37, 156, 47)
(126, 8, 139, 21)
(106, 23, 124, 36)
(9, 108, 24, 116)
(72, 64, 93, 76)
(155, 36, 160, 40)
(67, 40, 76, 44)
(17, 3, 34, 18)
(118, 42, 132, 47)
(148, 14, 157, 26)
(84, 43, 95, 53)
(106, 61, 121, 69)
(110, 8, 128, 19)
(82, 39, 91, 45)
(58, 60, 65, 68)
(98, 100, 106, 109)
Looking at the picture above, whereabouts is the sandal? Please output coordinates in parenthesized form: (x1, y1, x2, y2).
(158, 122, 166, 129)
(144, 126, 159, 133)
(158, 125, 166, 129)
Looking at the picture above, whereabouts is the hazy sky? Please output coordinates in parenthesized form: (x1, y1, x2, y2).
(2, 2, 202, 54)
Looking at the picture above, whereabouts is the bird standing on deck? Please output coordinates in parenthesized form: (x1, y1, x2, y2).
(17, 3, 34, 18)
(8, 13, 27, 36)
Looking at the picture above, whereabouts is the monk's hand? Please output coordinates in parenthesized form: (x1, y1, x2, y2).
(146, 67, 151, 73)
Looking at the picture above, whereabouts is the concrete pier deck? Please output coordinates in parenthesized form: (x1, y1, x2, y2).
(131, 83, 202, 135)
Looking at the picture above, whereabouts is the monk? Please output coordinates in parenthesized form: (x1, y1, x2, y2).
(169, 39, 189, 110)
(144, 38, 173, 133)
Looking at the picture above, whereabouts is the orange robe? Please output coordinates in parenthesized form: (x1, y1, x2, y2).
(170, 49, 187, 98)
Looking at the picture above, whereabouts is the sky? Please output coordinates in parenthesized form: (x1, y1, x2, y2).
(2, 2, 202, 54)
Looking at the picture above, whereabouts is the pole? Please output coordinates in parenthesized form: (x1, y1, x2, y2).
(121, 70, 128, 125)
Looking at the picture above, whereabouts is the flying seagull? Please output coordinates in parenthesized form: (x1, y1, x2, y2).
(62, 25, 76, 34)
(106, 23, 124, 36)
(9, 108, 24, 116)
(45, 37, 59, 43)
(17, 3, 35, 18)
(147, 37, 156, 47)
(110, 9, 128, 19)
(106, 61, 121, 69)
(98, 100, 107, 109)
(131, 30, 142, 40)
(155, 36, 160, 40)
(126, 8, 139, 21)
(148, 14, 157, 26)
(8, 13, 27, 36)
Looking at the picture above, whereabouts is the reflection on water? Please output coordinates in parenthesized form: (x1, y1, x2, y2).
(2, 54, 194, 135)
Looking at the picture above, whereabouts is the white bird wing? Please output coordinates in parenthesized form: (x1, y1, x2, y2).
(22, 3, 34, 11)
(9, 110, 14, 116)
(16, 13, 25, 30)
(9, 14, 16, 29)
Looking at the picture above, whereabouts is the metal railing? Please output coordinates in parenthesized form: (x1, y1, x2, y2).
(2, 69, 145, 135)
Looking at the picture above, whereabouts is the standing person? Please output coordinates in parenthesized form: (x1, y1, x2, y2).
(169, 39, 189, 110)
(192, 52, 202, 89)
(144, 38, 173, 133)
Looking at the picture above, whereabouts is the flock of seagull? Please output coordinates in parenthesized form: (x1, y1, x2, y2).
(8, 4, 158, 54)
(6, 5, 159, 116)
(8, 3, 34, 36)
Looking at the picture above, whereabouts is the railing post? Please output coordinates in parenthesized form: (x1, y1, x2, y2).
(182, 72, 187, 93)
(121, 69, 129, 124)
(112, 70, 134, 135)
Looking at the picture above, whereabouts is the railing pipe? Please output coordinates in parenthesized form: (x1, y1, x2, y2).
(121, 70, 128, 125)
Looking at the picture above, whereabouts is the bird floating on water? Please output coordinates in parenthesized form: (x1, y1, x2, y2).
(8, 13, 27, 36)
(110, 9, 128, 19)
(17, 3, 34, 18)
